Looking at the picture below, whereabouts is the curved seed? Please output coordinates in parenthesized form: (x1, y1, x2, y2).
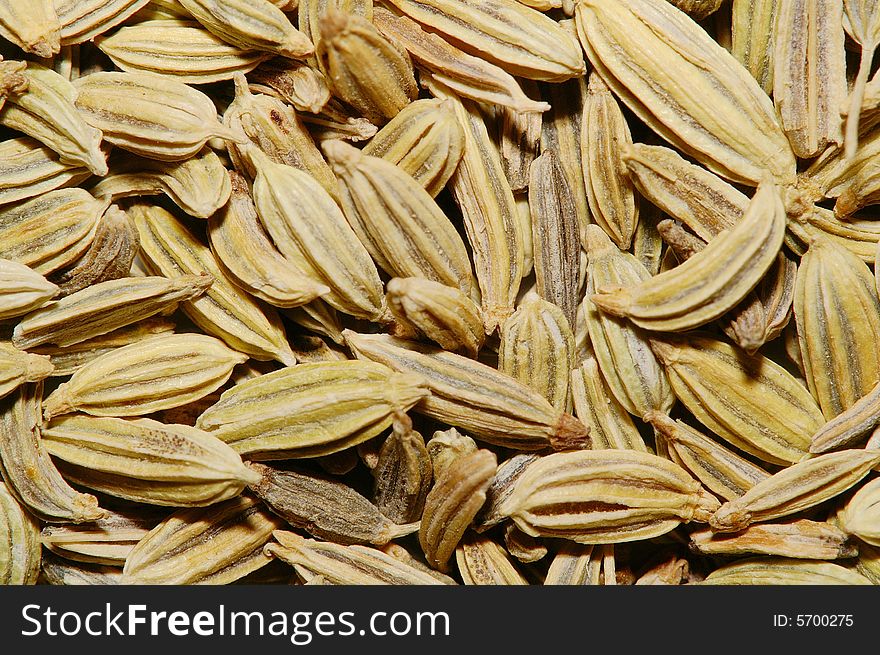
(0, 480, 41, 585)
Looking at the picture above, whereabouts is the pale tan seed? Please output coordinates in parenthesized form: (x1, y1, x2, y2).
(0, 0, 61, 58)
(265, 530, 454, 585)
(55, 0, 150, 44)
(344, 330, 590, 452)
(195, 360, 429, 459)
(40, 556, 123, 586)
(0, 480, 41, 585)
(794, 236, 880, 419)
(122, 495, 283, 584)
(0, 383, 104, 523)
(0, 63, 107, 176)
(576, 0, 797, 186)
(503, 523, 547, 564)
(582, 225, 675, 418)
(773, 0, 847, 159)
(12, 274, 210, 350)
(372, 8, 547, 115)
(786, 205, 880, 263)
(570, 358, 648, 452)
(583, 71, 638, 250)
(425, 427, 478, 481)
(178, 0, 313, 59)
(645, 411, 770, 501)
(839, 477, 880, 546)
(456, 532, 528, 585)
(0, 342, 54, 403)
(0, 136, 89, 207)
(419, 448, 497, 571)
(246, 56, 331, 115)
(383, 0, 585, 82)
(130, 202, 297, 365)
(43, 333, 247, 419)
(690, 520, 857, 560)
(498, 294, 575, 412)
(224, 74, 337, 198)
(73, 70, 246, 161)
(701, 557, 872, 585)
(42, 415, 260, 507)
(499, 79, 542, 191)
(499, 449, 720, 544)
(0, 58, 26, 114)
(297, 0, 372, 59)
(650, 333, 820, 465)
(324, 139, 477, 297)
(711, 449, 880, 532)
(95, 19, 270, 84)
(544, 543, 601, 585)
(732, 0, 777, 94)
(473, 453, 540, 532)
(0, 259, 59, 321)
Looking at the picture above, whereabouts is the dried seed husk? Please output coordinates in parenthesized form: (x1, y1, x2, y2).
(593, 180, 786, 333)
(540, 75, 590, 248)
(0, 63, 106, 176)
(247, 56, 331, 115)
(40, 506, 164, 566)
(576, 0, 797, 186)
(503, 523, 547, 564)
(95, 19, 270, 83)
(386, 277, 484, 358)
(528, 149, 581, 328)
(178, 0, 313, 59)
(834, 162, 880, 218)
(0, 343, 54, 403)
(0, 58, 26, 114)
(316, 9, 416, 126)
(372, 9, 547, 116)
(583, 72, 638, 250)
(0, 188, 106, 276)
(650, 333, 820, 465)
(498, 294, 575, 412)
(49, 205, 138, 297)
(0, 259, 59, 321)
(732, 0, 776, 94)
(645, 411, 770, 502)
(224, 73, 337, 198)
(372, 414, 432, 524)
(323, 139, 477, 297)
(0, 383, 104, 523)
(794, 236, 880, 420)
(842, 0, 880, 159)
(419, 448, 497, 571)
(196, 360, 429, 459)
(266, 529, 454, 585)
(583, 224, 675, 418)
(544, 543, 601, 585)
(425, 427, 478, 480)
(839, 477, 880, 546)
(690, 520, 857, 560)
(456, 532, 528, 585)
(570, 358, 648, 452)
(499, 449, 720, 544)
(90, 146, 232, 219)
(0, 0, 60, 58)
(622, 143, 744, 242)
(73, 70, 245, 161)
(40, 555, 122, 585)
(12, 273, 210, 350)
(344, 330, 590, 452)
(208, 171, 329, 309)
(361, 96, 465, 198)
(634, 554, 689, 586)
(773, 0, 847, 159)
(247, 149, 387, 323)
(702, 557, 872, 585)
(33, 317, 175, 378)
(130, 202, 297, 365)
(786, 205, 880, 262)
(383, 0, 585, 82)
(499, 79, 542, 191)
(473, 453, 539, 532)
(43, 415, 258, 507)
(55, 0, 150, 44)
(711, 449, 880, 532)
(0, 480, 41, 584)
(297, 0, 372, 58)
(122, 495, 283, 584)
(434, 85, 523, 333)
(0, 136, 89, 207)
(247, 462, 417, 545)
(43, 332, 247, 419)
